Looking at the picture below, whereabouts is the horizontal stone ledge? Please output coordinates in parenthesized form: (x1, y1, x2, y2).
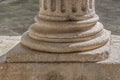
(0, 63, 120, 80)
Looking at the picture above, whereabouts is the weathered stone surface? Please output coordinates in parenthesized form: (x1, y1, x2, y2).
(0, 63, 120, 80)
(0, 0, 119, 79)
(5, 37, 120, 63)
(0, 35, 120, 80)
(0, 35, 120, 63)
(21, 30, 110, 53)
(39, 0, 95, 21)
(0, 35, 119, 56)
(6, 42, 109, 63)
(6, 0, 110, 62)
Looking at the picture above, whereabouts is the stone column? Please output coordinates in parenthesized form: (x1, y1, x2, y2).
(6, 0, 111, 62)
(1, 1, 120, 80)
(39, 0, 95, 21)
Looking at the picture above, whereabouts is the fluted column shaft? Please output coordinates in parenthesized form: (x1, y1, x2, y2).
(39, 0, 95, 21)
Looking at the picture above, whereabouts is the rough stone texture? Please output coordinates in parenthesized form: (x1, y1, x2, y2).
(0, 35, 120, 63)
(0, 63, 120, 80)
(0, 0, 119, 79)
(0, 35, 120, 80)
(6, 42, 109, 63)
(4, 0, 110, 62)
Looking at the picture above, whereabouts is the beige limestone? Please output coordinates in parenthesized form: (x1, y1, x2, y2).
(0, 0, 113, 63)
(0, 35, 119, 63)
(21, 30, 110, 53)
(6, 42, 109, 63)
(4, 0, 111, 62)
(0, 0, 119, 80)
(0, 62, 120, 80)
(39, 0, 95, 21)
(0, 0, 114, 64)
(0, 35, 120, 80)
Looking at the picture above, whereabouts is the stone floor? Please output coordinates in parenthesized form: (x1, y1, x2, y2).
(0, 36, 20, 56)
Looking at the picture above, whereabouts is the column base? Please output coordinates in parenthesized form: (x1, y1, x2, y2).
(5, 29, 111, 63)
(0, 45, 120, 80)
(6, 40, 110, 63)
(0, 35, 120, 80)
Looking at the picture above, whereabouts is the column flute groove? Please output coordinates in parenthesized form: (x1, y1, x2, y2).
(72, 0, 77, 13)
(61, 0, 66, 13)
(43, 0, 47, 10)
(51, 0, 56, 12)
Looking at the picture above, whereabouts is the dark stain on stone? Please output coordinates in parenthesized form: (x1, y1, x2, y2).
(46, 71, 64, 80)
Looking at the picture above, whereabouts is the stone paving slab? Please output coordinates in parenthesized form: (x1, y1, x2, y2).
(0, 36, 20, 56)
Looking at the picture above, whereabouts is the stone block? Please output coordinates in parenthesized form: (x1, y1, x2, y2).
(0, 63, 120, 80)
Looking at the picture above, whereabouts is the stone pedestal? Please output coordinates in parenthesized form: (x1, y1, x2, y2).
(0, 0, 120, 80)
(6, 0, 110, 62)
(0, 35, 120, 80)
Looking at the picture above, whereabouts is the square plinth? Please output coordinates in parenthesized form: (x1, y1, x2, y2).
(5, 42, 111, 63)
